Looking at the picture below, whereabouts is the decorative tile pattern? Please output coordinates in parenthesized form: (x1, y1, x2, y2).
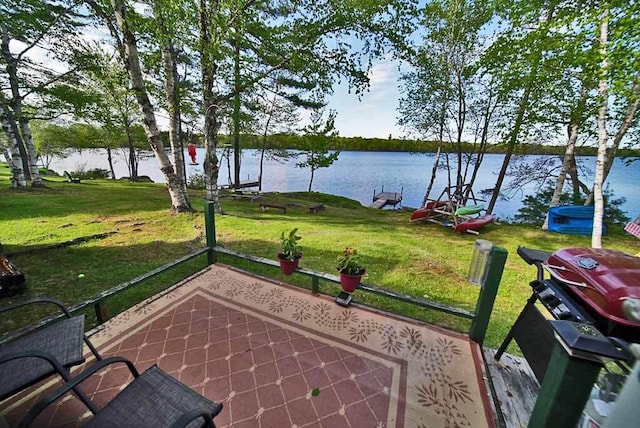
(0, 265, 492, 428)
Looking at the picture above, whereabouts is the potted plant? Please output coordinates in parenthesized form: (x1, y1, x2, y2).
(336, 247, 366, 292)
(277, 228, 302, 275)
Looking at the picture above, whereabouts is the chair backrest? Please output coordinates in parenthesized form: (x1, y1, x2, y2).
(0, 298, 101, 401)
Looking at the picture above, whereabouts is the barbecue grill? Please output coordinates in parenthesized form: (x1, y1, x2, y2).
(496, 247, 637, 382)
(494, 246, 637, 428)
(544, 248, 640, 341)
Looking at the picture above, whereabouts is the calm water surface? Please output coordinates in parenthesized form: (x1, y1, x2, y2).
(50, 149, 640, 220)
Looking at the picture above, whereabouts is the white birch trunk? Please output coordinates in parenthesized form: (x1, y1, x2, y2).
(585, 74, 640, 205)
(0, 103, 27, 188)
(0, 139, 10, 165)
(111, 0, 192, 212)
(163, 42, 186, 187)
(592, 9, 609, 249)
(20, 119, 44, 186)
(199, 0, 223, 213)
(152, 0, 186, 188)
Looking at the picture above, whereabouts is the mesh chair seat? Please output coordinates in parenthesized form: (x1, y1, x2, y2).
(0, 315, 85, 399)
(84, 365, 223, 428)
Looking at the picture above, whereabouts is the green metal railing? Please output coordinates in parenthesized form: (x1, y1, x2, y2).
(204, 202, 508, 346)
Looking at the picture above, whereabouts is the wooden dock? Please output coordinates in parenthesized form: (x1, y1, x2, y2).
(482, 348, 539, 428)
(370, 187, 403, 209)
(221, 180, 259, 190)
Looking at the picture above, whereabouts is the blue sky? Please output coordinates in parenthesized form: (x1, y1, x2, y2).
(325, 58, 405, 139)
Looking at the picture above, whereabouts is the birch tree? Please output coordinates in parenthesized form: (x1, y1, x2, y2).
(0, 0, 87, 187)
(592, 6, 608, 248)
(399, 0, 495, 206)
(88, 0, 193, 212)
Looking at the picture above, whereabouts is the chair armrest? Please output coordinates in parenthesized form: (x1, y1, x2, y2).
(0, 297, 73, 318)
(18, 357, 139, 428)
(0, 350, 71, 381)
(170, 408, 218, 428)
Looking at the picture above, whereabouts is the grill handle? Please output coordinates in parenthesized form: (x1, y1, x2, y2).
(543, 263, 590, 289)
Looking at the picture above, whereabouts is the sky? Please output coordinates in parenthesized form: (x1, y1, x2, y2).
(325, 58, 406, 139)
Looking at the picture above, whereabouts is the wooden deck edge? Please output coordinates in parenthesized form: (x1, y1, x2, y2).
(482, 348, 540, 428)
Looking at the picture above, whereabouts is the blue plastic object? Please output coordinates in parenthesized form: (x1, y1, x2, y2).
(547, 205, 606, 236)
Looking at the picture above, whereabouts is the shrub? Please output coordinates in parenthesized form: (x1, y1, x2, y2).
(69, 168, 111, 180)
(188, 173, 206, 189)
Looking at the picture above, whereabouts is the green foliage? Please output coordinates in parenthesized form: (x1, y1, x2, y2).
(296, 109, 340, 191)
(336, 247, 365, 275)
(187, 173, 206, 189)
(71, 168, 111, 180)
(279, 228, 302, 261)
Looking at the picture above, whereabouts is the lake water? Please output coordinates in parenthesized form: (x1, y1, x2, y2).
(48, 148, 639, 221)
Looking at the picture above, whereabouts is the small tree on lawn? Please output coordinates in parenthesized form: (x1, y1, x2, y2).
(296, 108, 339, 192)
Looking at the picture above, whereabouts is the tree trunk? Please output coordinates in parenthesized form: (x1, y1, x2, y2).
(125, 126, 137, 179)
(421, 97, 448, 207)
(258, 84, 279, 192)
(106, 147, 116, 179)
(111, 0, 192, 212)
(0, 139, 11, 169)
(486, 83, 534, 214)
(0, 103, 27, 188)
(18, 119, 44, 186)
(543, 86, 588, 230)
(308, 166, 314, 192)
(486, 5, 556, 215)
(233, 28, 241, 189)
(153, 0, 187, 188)
(1, 26, 29, 181)
(585, 73, 640, 205)
(199, 0, 223, 213)
(163, 41, 187, 186)
(592, 9, 609, 249)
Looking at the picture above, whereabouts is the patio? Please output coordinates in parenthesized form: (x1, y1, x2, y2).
(1, 264, 495, 427)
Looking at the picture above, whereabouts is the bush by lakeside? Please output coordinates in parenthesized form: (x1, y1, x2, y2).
(1, 163, 639, 352)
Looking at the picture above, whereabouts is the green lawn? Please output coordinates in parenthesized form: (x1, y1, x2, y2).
(1, 162, 638, 352)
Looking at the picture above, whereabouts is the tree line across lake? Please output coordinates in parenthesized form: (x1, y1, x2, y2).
(32, 123, 640, 159)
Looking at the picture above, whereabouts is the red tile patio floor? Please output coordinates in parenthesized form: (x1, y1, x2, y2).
(1, 264, 495, 427)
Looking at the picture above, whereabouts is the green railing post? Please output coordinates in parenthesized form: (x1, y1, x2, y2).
(94, 302, 109, 324)
(204, 201, 217, 265)
(528, 342, 601, 428)
(469, 245, 508, 345)
(311, 277, 319, 294)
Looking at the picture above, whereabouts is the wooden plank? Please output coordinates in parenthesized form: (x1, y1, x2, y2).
(370, 199, 387, 209)
(236, 180, 259, 188)
(259, 203, 287, 213)
(483, 348, 540, 428)
(374, 192, 402, 203)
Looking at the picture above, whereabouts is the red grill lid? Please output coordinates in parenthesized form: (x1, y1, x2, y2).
(545, 248, 640, 328)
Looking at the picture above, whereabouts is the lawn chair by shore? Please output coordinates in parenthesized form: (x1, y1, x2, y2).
(64, 171, 81, 183)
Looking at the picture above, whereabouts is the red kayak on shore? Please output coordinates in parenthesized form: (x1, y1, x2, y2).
(453, 214, 494, 233)
(410, 201, 449, 222)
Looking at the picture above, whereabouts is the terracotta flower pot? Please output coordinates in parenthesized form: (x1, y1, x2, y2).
(339, 269, 365, 293)
(277, 253, 301, 275)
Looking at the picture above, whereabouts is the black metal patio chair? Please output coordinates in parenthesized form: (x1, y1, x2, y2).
(0, 297, 102, 402)
(18, 356, 224, 428)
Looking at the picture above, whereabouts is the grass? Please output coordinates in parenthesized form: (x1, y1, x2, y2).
(1, 162, 639, 353)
